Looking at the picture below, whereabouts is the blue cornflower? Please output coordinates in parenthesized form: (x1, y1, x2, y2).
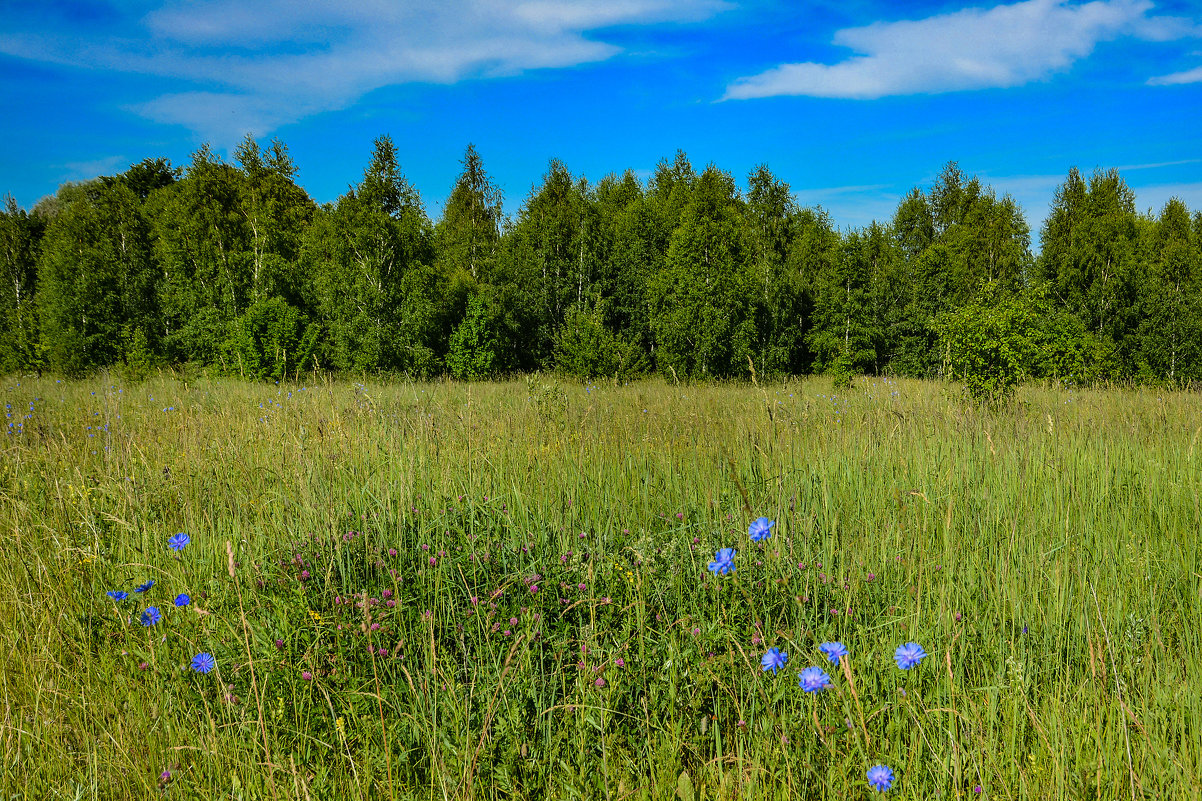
(707, 547, 737, 575)
(167, 532, 190, 552)
(797, 666, 831, 693)
(140, 606, 162, 626)
(174, 594, 191, 607)
(894, 642, 928, 670)
(748, 517, 775, 542)
(818, 641, 848, 664)
(134, 580, 154, 593)
(190, 653, 215, 674)
(760, 647, 788, 674)
(867, 764, 895, 792)
(106, 590, 129, 602)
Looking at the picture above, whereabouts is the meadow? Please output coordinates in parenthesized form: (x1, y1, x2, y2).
(0, 373, 1199, 799)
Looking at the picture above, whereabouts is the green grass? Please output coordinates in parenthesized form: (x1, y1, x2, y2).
(1, 373, 1200, 799)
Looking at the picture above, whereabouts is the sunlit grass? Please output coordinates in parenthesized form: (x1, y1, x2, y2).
(1, 372, 1199, 798)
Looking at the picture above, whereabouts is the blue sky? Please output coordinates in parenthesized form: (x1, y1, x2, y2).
(2, 0, 1200, 237)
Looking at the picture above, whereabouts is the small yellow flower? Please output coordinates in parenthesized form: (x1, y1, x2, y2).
(308, 610, 322, 623)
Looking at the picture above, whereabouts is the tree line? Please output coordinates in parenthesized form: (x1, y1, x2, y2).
(1, 135, 1200, 387)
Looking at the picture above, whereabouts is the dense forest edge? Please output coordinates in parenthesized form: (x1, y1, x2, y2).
(2, 135, 1200, 394)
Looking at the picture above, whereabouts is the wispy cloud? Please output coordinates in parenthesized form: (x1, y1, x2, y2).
(792, 183, 903, 230)
(1127, 180, 1202, 213)
(1114, 158, 1202, 170)
(1148, 64, 1202, 84)
(0, 0, 727, 142)
(60, 155, 129, 183)
(724, 0, 1200, 101)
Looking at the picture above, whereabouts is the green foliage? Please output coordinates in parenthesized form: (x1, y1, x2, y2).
(884, 163, 1033, 377)
(165, 306, 226, 366)
(119, 324, 157, 380)
(1133, 198, 1201, 386)
(222, 297, 318, 380)
(648, 166, 757, 379)
(0, 196, 42, 372)
(934, 283, 1040, 404)
(37, 180, 158, 375)
(1038, 167, 1140, 375)
(304, 136, 435, 374)
(2, 145, 1200, 390)
(807, 223, 889, 375)
(554, 302, 647, 380)
(436, 143, 503, 283)
(447, 294, 497, 380)
(501, 159, 595, 367)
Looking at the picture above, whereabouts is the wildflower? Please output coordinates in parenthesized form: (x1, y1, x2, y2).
(140, 607, 162, 626)
(174, 594, 190, 607)
(760, 647, 788, 674)
(190, 653, 215, 674)
(748, 517, 775, 543)
(818, 641, 848, 664)
(301, 671, 313, 681)
(167, 532, 190, 552)
(797, 666, 831, 693)
(594, 678, 606, 688)
(106, 590, 128, 602)
(134, 580, 154, 593)
(866, 764, 895, 792)
(894, 642, 928, 670)
(707, 547, 737, 575)
(614, 658, 625, 667)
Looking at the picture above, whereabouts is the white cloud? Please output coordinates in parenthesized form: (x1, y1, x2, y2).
(60, 155, 129, 183)
(792, 183, 904, 230)
(1148, 64, 1202, 84)
(0, 0, 726, 142)
(725, 0, 1199, 101)
(1128, 181, 1202, 213)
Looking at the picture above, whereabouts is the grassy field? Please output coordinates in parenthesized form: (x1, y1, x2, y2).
(1, 373, 1200, 799)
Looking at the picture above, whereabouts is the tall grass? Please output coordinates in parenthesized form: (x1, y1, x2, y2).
(1, 373, 1199, 799)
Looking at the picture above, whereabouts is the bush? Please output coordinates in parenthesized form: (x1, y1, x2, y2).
(446, 294, 498, 380)
(933, 283, 1038, 405)
(554, 304, 647, 381)
(223, 297, 319, 380)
